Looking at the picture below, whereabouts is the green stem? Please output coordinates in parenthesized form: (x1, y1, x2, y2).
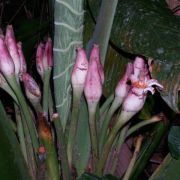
(53, 114, 71, 180)
(1, 83, 18, 104)
(7, 76, 39, 152)
(99, 97, 122, 152)
(48, 86, 54, 118)
(110, 125, 129, 174)
(88, 103, 99, 172)
(15, 104, 28, 163)
(43, 69, 51, 117)
(97, 112, 130, 175)
(99, 94, 114, 117)
(39, 115, 60, 180)
(123, 135, 143, 180)
(126, 116, 162, 138)
(43, 139, 60, 180)
(23, 114, 37, 178)
(67, 90, 81, 167)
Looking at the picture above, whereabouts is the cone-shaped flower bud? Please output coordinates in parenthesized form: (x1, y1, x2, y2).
(43, 38, 53, 70)
(17, 42, 27, 76)
(115, 63, 133, 100)
(84, 60, 102, 105)
(0, 36, 15, 77)
(36, 42, 44, 78)
(89, 44, 104, 84)
(5, 25, 20, 75)
(71, 47, 88, 94)
(22, 73, 41, 104)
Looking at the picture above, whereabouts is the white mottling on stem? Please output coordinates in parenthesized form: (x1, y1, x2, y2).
(56, 0, 85, 16)
(53, 63, 74, 80)
(53, 41, 82, 53)
(56, 85, 71, 108)
(54, 22, 84, 33)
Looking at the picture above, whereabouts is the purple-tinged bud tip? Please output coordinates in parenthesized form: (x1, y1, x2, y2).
(17, 42, 27, 76)
(36, 42, 44, 78)
(43, 38, 53, 70)
(89, 44, 104, 84)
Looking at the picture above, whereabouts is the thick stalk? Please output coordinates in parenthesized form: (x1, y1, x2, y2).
(97, 112, 132, 175)
(123, 135, 143, 180)
(53, 114, 71, 180)
(7, 76, 39, 151)
(67, 90, 81, 167)
(88, 103, 99, 172)
(43, 69, 51, 117)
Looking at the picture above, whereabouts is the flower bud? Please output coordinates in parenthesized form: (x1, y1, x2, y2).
(17, 42, 27, 76)
(22, 73, 41, 104)
(36, 42, 44, 78)
(43, 38, 53, 70)
(89, 44, 104, 84)
(0, 35, 15, 77)
(115, 63, 133, 99)
(84, 60, 102, 104)
(5, 25, 20, 75)
(71, 47, 88, 94)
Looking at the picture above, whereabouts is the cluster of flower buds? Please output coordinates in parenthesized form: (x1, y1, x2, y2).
(71, 44, 104, 106)
(0, 25, 42, 106)
(36, 38, 53, 79)
(0, 25, 27, 79)
(115, 56, 163, 118)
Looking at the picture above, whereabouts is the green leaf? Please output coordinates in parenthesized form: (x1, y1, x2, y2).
(150, 154, 180, 180)
(53, 0, 85, 130)
(88, 0, 180, 112)
(86, 0, 118, 65)
(129, 121, 169, 180)
(74, 97, 91, 177)
(168, 126, 180, 159)
(0, 101, 31, 179)
(78, 172, 119, 180)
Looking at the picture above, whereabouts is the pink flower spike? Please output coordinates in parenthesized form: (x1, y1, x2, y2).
(0, 36, 15, 77)
(89, 44, 104, 84)
(84, 60, 102, 105)
(71, 47, 88, 94)
(17, 42, 27, 76)
(43, 38, 53, 70)
(36, 42, 44, 78)
(22, 73, 41, 103)
(115, 63, 133, 99)
(5, 25, 20, 75)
